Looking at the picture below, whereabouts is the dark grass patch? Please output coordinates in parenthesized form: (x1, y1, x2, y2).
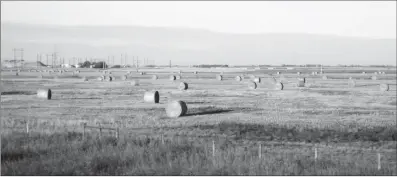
(1, 91, 35, 95)
(307, 90, 351, 96)
(186, 122, 397, 143)
(184, 106, 233, 117)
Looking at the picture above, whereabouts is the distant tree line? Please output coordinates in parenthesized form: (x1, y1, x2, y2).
(77, 61, 108, 68)
(193, 64, 229, 68)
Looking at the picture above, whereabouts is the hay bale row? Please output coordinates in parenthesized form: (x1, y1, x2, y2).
(179, 82, 188, 90)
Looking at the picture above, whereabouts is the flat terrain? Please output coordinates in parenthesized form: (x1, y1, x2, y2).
(1, 67, 397, 175)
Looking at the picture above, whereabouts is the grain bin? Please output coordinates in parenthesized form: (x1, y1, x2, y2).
(216, 75, 223, 81)
(144, 91, 159, 103)
(248, 82, 257, 89)
(166, 100, 188, 118)
(37, 89, 52, 100)
(179, 82, 188, 90)
(235, 76, 242, 82)
(380, 84, 389, 92)
(274, 82, 284, 90)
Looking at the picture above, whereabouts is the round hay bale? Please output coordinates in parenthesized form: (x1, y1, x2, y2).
(248, 82, 257, 89)
(111, 76, 116, 81)
(178, 70, 182, 74)
(349, 77, 353, 80)
(348, 79, 356, 88)
(140, 72, 144, 75)
(322, 75, 328, 80)
(105, 76, 112, 82)
(17, 69, 21, 73)
(176, 75, 182, 80)
(131, 80, 139, 86)
(179, 82, 188, 90)
(59, 70, 63, 74)
(276, 72, 281, 75)
(297, 72, 301, 75)
(108, 71, 112, 75)
(121, 75, 127, 81)
(298, 77, 306, 83)
(38, 74, 43, 79)
(97, 76, 103, 81)
(37, 89, 52, 100)
(296, 80, 305, 87)
(144, 91, 159, 103)
(380, 84, 389, 92)
(166, 100, 188, 118)
(152, 75, 158, 80)
(82, 77, 88, 82)
(371, 76, 377, 80)
(274, 82, 284, 90)
(235, 76, 242, 81)
(169, 75, 176, 81)
(15, 72, 19, 76)
(362, 72, 366, 74)
(194, 71, 198, 74)
(216, 75, 223, 81)
(253, 77, 261, 83)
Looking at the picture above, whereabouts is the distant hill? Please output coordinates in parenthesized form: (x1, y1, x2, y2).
(1, 60, 47, 68)
(1, 22, 396, 66)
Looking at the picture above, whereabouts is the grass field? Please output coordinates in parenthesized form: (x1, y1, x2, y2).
(1, 67, 396, 175)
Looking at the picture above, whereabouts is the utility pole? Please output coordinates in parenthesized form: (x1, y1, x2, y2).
(125, 53, 127, 67)
(13, 48, 24, 69)
(169, 60, 172, 68)
(121, 54, 123, 66)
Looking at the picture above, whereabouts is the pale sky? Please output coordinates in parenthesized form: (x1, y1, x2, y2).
(1, 1, 396, 39)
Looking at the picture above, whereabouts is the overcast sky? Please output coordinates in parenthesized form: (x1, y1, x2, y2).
(1, 1, 396, 39)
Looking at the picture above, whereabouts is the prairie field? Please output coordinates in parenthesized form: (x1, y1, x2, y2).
(1, 67, 397, 175)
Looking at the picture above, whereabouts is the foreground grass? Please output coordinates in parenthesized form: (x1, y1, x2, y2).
(2, 132, 396, 175)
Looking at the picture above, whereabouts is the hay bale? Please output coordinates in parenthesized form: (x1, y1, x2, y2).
(102, 70, 107, 74)
(297, 72, 301, 75)
(253, 77, 261, 83)
(216, 75, 223, 81)
(131, 80, 139, 86)
(15, 72, 19, 76)
(97, 76, 103, 81)
(274, 82, 284, 90)
(108, 71, 112, 74)
(348, 79, 356, 88)
(37, 89, 52, 100)
(111, 76, 116, 81)
(298, 77, 306, 83)
(235, 76, 242, 81)
(176, 75, 182, 80)
(166, 100, 188, 118)
(296, 80, 305, 87)
(178, 70, 182, 74)
(374, 72, 378, 75)
(144, 91, 159, 103)
(380, 84, 389, 92)
(179, 82, 188, 90)
(248, 82, 257, 89)
(82, 77, 88, 82)
(169, 75, 176, 81)
(17, 69, 21, 73)
(75, 70, 80, 73)
(121, 75, 127, 81)
(322, 75, 328, 80)
(194, 71, 198, 74)
(38, 74, 43, 79)
(362, 72, 366, 74)
(152, 75, 158, 80)
(105, 76, 113, 82)
(349, 77, 353, 80)
(140, 72, 144, 75)
(371, 76, 377, 80)
(276, 72, 281, 75)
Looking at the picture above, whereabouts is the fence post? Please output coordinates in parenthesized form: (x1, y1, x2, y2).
(99, 124, 102, 138)
(378, 152, 381, 170)
(82, 123, 86, 140)
(314, 147, 318, 162)
(259, 143, 262, 159)
(26, 120, 29, 135)
(161, 134, 164, 145)
(116, 127, 119, 139)
(212, 140, 215, 157)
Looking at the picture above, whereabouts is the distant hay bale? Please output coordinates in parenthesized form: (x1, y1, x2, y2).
(140, 72, 145, 75)
(111, 76, 116, 81)
(276, 72, 281, 75)
(179, 70, 182, 74)
(274, 82, 284, 90)
(152, 75, 158, 80)
(105, 76, 112, 82)
(253, 77, 261, 83)
(194, 71, 198, 74)
(380, 84, 389, 92)
(37, 89, 52, 100)
(235, 76, 242, 81)
(179, 82, 188, 90)
(248, 81, 257, 89)
(108, 71, 112, 74)
(322, 75, 328, 80)
(131, 80, 139, 86)
(75, 70, 80, 73)
(17, 69, 21, 73)
(166, 100, 188, 118)
(362, 72, 366, 74)
(216, 75, 223, 81)
(15, 72, 19, 76)
(298, 77, 306, 83)
(97, 76, 103, 81)
(349, 77, 353, 80)
(121, 75, 127, 81)
(144, 91, 159, 103)
(59, 70, 63, 74)
(176, 75, 181, 80)
(348, 79, 356, 88)
(82, 77, 88, 82)
(38, 75, 43, 79)
(371, 76, 377, 80)
(297, 72, 301, 75)
(169, 75, 176, 81)
(374, 72, 378, 75)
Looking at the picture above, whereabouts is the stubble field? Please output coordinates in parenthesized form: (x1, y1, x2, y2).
(1, 67, 396, 175)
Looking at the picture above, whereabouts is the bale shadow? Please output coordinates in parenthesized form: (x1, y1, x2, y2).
(1, 91, 35, 95)
(184, 107, 233, 117)
(69, 97, 102, 100)
(185, 101, 209, 104)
